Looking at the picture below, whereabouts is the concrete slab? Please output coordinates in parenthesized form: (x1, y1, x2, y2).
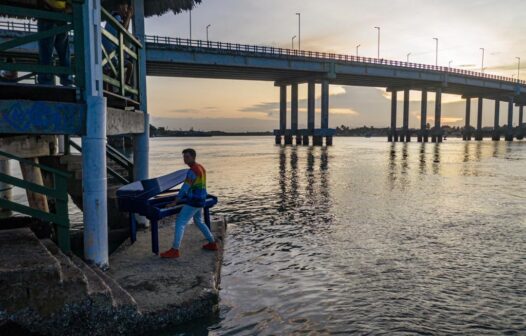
(107, 216, 226, 332)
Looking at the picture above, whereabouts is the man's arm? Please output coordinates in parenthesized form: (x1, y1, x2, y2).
(177, 170, 196, 201)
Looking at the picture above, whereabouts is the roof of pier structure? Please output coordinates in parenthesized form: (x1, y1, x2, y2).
(102, 0, 202, 17)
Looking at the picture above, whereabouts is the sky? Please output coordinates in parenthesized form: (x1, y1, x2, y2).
(144, 0, 526, 131)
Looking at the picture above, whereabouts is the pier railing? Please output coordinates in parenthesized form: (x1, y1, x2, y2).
(0, 1, 85, 91)
(0, 150, 71, 253)
(145, 36, 526, 86)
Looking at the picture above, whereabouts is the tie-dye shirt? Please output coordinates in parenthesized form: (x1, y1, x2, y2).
(178, 162, 207, 207)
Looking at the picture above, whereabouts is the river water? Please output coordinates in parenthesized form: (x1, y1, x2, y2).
(145, 137, 525, 336)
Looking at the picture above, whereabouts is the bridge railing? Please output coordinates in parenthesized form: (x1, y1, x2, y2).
(145, 35, 525, 86)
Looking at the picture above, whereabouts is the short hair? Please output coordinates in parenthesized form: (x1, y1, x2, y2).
(182, 148, 196, 158)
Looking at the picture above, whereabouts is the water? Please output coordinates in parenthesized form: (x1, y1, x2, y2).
(147, 137, 525, 335)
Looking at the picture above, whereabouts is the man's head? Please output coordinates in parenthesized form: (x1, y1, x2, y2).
(182, 148, 197, 165)
(116, 0, 129, 17)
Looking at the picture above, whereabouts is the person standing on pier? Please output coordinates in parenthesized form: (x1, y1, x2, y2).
(161, 149, 219, 259)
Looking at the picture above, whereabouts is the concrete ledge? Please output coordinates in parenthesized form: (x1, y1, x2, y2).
(0, 135, 59, 158)
(107, 108, 146, 136)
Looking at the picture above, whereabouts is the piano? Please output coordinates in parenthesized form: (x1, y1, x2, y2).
(116, 169, 218, 254)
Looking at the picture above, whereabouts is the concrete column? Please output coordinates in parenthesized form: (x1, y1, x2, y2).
(291, 83, 300, 145)
(518, 106, 524, 140)
(0, 160, 12, 218)
(318, 80, 329, 146)
(20, 158, 49, 213)
(403, 89, 410, 142)
(132, 0, 149, 186)
(280, 85, 287, 133)
(419, 89, 428, 142)
(463, 98, 471, 140)
(505, 97, 514, 141)
(302, 135, 309, 145)
(81, 0, 108, 268)
(433, 88, 442, 142)
(389, 91, 397, 142)
(307, 82, 315, 133)
(475, 98, 483, 141)
(492, 99, 500, 141)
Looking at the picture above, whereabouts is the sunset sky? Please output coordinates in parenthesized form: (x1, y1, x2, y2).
(144, 0, 526, 131)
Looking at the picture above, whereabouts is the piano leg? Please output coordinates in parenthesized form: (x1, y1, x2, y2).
(151, 219, 159, 255)
(129, 213, 137, 243)
(204, 207, 211, 229)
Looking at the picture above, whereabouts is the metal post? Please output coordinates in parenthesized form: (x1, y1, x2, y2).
(321, 80, 330, 145)
(464, 98, 471, 140)
(296, 13, 301, 50)
(403, 89, 410, 142)
(420, 89, 428, 142)
(433, 88, 442, 142)
(81, 0, 108, 268)
(389, 91, 397, 142)
(475, 98, 483, 141)
(506, 97, 514, 141)
(291, 83, 299, 145)
(492, 99, 500, 141)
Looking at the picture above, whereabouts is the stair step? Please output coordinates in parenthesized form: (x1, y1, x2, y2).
(70, 255, 115, 308)
(90, 266, 138, 310)
(40, 239, 90, 304)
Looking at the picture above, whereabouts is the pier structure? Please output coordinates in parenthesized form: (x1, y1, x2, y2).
(274, 78, 335, 147)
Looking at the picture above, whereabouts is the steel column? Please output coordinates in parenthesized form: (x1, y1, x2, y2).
(475, 98, 483, 141)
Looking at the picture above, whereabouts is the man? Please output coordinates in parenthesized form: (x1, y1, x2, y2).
(37, 0, 72, 86)
(160, 149, 219, 259)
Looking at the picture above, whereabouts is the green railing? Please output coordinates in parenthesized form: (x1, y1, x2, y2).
(68, 139, 133, 185)
(0, 150, 71, 253)
(101, 7, 142, 105)
(0, 1, 85, 91)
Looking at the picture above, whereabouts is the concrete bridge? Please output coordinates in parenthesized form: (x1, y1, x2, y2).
(2, 22, 526, 144)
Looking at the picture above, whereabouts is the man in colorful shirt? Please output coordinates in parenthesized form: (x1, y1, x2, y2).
(161, 148, 218, 259)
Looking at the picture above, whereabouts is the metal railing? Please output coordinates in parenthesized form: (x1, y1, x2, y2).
(0, 150, 71, 253)
(0, 2, 85, 91)
(145, 35, 526, 86)
(68, 139, 133, 185)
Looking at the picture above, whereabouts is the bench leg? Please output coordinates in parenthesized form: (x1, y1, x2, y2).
(204, 207, 211, 229)
(151, 219, 159, 255)
(129, 212, 137, 243)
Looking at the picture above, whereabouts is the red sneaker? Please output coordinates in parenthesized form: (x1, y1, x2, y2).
(160, 248, 180, 258)
(202, 242, 219, 251)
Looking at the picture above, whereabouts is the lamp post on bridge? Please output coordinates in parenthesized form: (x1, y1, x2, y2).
(296, 12, 301, 50)
(433, 37, 438, 66)
(292, 35, 297, 49)
(206, 24, 211, 42)
(449, 60, 453, 69)
(189, 9, 192, 39)
(374, 26, 380, 58)
(356, 44, 361, 57)
(480, 48, 485, 73)
(406, 52, 411, 62)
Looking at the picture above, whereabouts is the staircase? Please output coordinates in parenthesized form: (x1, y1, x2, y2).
(0, 228, 139, 335)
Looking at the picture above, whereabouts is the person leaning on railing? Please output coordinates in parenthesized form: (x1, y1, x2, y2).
(37, 0, 73, 86)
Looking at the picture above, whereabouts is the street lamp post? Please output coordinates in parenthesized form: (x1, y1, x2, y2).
(356, 44, 361, 57)
(206, 24, 211, 42)
(517, 57, 521, 81)
(433, 37, 438, 66)
(480, 48, 485, 73)
(292, 35, 297, 49)
(407, 52, 411, 62)
(296, 13, 301, 50)
(189, 9, 192, 39)
(374, 26, 380, 58)
(449, 60, 453, 69)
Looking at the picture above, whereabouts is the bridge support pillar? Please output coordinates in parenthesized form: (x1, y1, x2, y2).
(326, 136, 333, 146)
(432, 88, 442, 143)
(505, 97, 514, 141)
(278, 85, 287, 145)
(275, 135, 282, 145)
(302, 135, 310, 146)
(389, 91, 397, 142)
(463, 98, 472, 140)
(475, 98, 484, 141)
(296, 135, 303, 145)
(402, 89, 410, 142)
(321, 80, 331, 146)
(518, 106, 524, 140)
(418, 89, 428, 142)
(313, 136, 323, 146)
(492, 99, 501, 141)
(291, 83, 299, 146)
(308, 82, 315, 134)
(284, 135, 293, 145)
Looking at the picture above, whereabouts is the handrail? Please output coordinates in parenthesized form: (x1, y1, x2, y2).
(0, 149, 71, 253)
(144, 35, 526, 86)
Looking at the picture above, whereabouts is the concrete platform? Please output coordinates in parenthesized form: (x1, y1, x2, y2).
(107, 216, 227, 333)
